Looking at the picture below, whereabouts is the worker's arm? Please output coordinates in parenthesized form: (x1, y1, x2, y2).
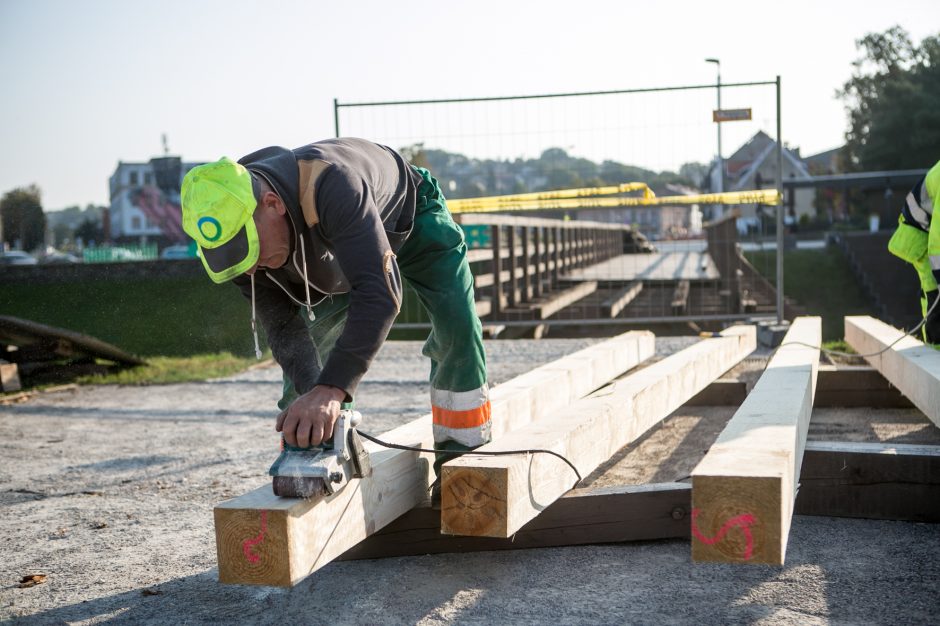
(310, 164, 403, 395)
(233, 274, 344, 446)
(926, 166, 940, 344)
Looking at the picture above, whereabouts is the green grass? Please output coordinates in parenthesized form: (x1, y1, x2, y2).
(76, 352, 265, 385)
(744, 247, 876, 341)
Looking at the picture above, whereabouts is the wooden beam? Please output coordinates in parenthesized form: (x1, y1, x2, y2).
(214, 330, 655, 587)
(844, 315, 940, 426)
(601, 282, 643, 318)
(441, 325, 756, 538)
(339, 482, 690, 560)
(671, 280, 690, 315)
(691, 316, 821, 565)
(795, 441, 940, 522)
(528, 280, 598, 319)
(814, 365, 913, 408)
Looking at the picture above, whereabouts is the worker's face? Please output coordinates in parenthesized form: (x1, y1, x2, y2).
(246, 191, 290, 275)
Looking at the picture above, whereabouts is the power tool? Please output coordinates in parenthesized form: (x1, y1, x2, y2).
(268, 402, 372, 499)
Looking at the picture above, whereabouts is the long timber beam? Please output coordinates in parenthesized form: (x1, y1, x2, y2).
(795, 441, 940, 522)
(340, 482, 691, 560)
(440, 325, 756, 538)
(844, 315, 940, 426)
(213, 330, 654, 587)
(691, 316, 821, 565)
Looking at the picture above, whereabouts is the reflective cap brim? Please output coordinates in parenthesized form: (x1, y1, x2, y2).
(199, 218, 260, 284)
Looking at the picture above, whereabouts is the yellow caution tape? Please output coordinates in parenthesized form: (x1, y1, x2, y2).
(448, 186, 780, 214)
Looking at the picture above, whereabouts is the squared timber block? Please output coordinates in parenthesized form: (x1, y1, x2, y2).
(442, 325, 756, 538)
(691, 316, 820, 565)
(0, 362, 21, 392)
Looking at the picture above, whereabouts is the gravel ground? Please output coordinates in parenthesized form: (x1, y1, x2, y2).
(1, 337, 938, 625)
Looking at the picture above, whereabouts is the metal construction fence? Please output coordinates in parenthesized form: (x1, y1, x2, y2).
(335, 80, 786, 328)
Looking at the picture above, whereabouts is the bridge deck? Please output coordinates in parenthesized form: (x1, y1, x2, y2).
(564, 251, 719, 282)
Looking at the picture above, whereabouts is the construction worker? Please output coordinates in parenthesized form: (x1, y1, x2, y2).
(180, 138, 491, 486)
(888, 159, 940, 345)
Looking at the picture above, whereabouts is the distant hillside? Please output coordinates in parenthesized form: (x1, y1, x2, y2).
(401, 145, 704, 199)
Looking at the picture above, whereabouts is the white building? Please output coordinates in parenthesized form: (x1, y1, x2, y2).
(705, 131, 814, 233)
(109, 156, 203, 242)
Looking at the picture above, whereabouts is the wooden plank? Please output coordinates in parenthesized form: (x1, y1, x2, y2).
(795, 441, 940, 522)
(691, 316, 821, 565)
(441, 325, 756, 538)
(528, 281, 598, 319)
(214, 330, 655, 587)
(339, 482, 690, 560)
(844, 315, 940, 426)
(0, 315, 145, 366)
(601, 282, 643, 318)
(671, 280, 690, 315)
(814, 365, 913, 408)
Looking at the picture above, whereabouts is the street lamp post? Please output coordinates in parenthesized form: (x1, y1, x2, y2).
(705, 58, 723, 199)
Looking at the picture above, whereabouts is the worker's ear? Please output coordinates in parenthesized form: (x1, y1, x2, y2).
(261, 191, 286, 216)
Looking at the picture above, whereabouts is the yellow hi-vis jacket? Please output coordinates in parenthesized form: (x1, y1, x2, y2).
(889, 160, 940, 293)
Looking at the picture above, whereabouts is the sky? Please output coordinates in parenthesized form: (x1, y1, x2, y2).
(1, 0, 936, 210)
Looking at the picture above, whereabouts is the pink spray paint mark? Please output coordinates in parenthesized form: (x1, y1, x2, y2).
(242, 510, 268, 564)
(690, 508, 756, 560)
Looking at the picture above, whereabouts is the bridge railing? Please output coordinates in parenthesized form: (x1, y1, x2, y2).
(454, 214, 633, 320)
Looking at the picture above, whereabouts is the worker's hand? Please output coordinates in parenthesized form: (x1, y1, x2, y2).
(276, 385, 347, 448)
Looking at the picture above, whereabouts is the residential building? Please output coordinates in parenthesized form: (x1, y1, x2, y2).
(705, 131, 815, 233)
(109, 156, 204, 244)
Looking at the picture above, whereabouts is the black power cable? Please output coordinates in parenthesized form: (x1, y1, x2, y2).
(354, 429, 583, 488)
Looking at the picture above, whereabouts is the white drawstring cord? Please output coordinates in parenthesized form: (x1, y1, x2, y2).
(250, 273, 262, 359)
(298, 236, 316, 321)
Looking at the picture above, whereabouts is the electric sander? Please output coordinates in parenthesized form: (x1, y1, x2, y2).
(268, 402, 372, 499)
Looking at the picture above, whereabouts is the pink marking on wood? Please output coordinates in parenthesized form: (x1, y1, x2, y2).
(242, 510, 268, 564)
(690, 508, 756, 560)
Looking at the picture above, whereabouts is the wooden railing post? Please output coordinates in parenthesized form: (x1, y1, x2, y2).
(491, 224, 503, 317)
(507, 226, 518, 308)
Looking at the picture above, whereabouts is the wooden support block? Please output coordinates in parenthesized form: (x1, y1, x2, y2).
(0, 362, 21, 392)
(214, 330, 655, 587)
(814, 365, 913, 408)
(795, 441, 940, 522)
(691, 316, 821, 565)
(529, 281, 598, 319)
(671, 280, 690, 315)
(601, 282, 643, 318)
(339, 482, 690, 560)
(844, 316, 940, 426)
(441, 325, 756, 538)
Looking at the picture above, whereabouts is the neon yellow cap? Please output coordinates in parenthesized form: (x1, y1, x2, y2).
(181, 157, 260, 283)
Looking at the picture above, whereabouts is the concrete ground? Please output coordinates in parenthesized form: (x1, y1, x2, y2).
(1, 337, 938, 625)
